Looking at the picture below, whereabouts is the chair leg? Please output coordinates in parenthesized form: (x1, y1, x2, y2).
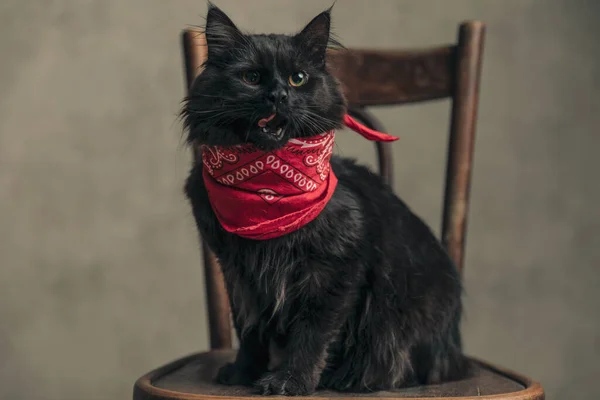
(441, 22, 486, 273)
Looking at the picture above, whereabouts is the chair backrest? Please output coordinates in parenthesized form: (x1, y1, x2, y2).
(181, 21, 485, 350)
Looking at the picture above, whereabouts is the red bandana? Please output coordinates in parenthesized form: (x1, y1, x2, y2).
(202, 114, 398, 240)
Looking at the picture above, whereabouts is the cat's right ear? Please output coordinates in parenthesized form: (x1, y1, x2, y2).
(205, 3, 244, 59)
(294, 9, 332, 66)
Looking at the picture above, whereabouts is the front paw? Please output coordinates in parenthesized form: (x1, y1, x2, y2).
(216, 362, 255, 386)
(256, 370, 316, 396)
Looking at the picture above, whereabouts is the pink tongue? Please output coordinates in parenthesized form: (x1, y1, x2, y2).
(258, 114, 276, 128)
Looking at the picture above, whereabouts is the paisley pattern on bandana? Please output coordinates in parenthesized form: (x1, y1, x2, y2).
(201, 114, 398, 240)
(202, 131, 337, 240)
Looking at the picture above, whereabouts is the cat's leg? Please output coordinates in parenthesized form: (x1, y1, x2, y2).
(414, 322, 467, 385)
(216, 327, 269, 386)
(256, 277, 354, 395)
(216, 273, 270, 386)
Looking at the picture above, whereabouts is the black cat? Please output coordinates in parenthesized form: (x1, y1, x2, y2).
(183, 4, 466, 396)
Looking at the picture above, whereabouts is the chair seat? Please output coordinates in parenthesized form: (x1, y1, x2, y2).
(134, 350, 544, 400)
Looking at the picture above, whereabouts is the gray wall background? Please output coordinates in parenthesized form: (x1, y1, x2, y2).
(1, 0, 598, 399)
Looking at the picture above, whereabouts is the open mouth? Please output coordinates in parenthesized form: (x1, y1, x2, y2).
(258, 114, 287, 140)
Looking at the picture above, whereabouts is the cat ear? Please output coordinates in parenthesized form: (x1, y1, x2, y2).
(205, 3, 244, 59)
(295, 9, 332, 65)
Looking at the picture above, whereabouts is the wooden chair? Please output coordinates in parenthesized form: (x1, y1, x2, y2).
(134, 22, 545, 400)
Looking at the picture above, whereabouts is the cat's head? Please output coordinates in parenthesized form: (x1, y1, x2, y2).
(182, 4, 346, 150)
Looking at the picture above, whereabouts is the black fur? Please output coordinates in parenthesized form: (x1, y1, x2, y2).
(183, 4, 466, 395)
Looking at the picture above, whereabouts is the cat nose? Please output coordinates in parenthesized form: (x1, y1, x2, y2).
(267, 89, 288, 105)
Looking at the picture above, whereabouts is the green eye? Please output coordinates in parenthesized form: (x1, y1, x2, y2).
(242, 70, 260, 85)
(289, 71, 308, 87)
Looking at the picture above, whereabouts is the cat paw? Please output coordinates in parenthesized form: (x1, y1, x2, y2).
(216, 363, 254, 386)
(256, 371, 315, 396)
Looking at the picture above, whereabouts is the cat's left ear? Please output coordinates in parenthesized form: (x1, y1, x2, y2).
(294, 9, 332, 66)
(205, 3, 244, 60)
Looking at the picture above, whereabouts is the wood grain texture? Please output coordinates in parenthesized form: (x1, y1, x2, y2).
(133, 350, 544, 400)
(182, 30, 208, 87)
(182, 30, 232, 350)
(328, 46, 455, 107)
(441, 22, 486, 273)
(201, 241, 232, 350)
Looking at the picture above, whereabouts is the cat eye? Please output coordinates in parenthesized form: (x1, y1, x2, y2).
(289, 71, 308, 87)
(242, 70, 261, 85)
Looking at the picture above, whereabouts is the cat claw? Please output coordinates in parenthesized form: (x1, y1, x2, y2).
(256, 371, 315, 396)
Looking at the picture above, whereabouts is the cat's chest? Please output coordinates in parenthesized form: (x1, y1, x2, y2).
(222, 255, 298, 334)
(220, 248, 295, 300)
